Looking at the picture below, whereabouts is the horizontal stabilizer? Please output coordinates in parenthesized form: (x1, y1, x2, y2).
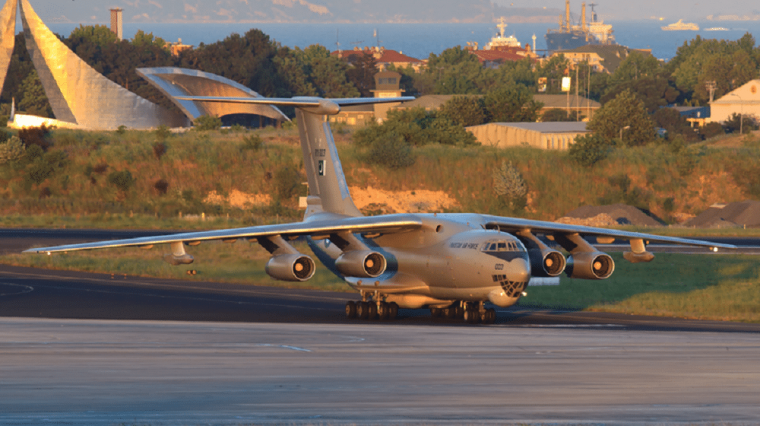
(175, 96, 415, 115)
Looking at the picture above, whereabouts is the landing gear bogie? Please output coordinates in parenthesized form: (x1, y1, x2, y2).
(347, 293, 398, 321)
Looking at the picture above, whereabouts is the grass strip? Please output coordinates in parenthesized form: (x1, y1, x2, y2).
(3, 247, 758, 322)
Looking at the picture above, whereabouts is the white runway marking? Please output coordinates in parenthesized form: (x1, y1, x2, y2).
(0, 282, 34, 297)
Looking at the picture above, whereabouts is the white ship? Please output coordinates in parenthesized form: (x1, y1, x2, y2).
(662, 19, 700, 31)
(484, 17, 521, 50)
(705, 27, 729, 31)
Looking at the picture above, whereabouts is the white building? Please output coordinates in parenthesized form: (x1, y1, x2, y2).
(709, 80, 760, 124)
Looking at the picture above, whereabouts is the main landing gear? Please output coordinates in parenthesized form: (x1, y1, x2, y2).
(345, 292, 399, 321)
(430, 301, 496, 325)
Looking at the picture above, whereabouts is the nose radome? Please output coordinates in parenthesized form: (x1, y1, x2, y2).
(511, 258, 531, 282)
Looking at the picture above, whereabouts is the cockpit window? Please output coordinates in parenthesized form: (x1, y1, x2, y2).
(481, 239, 525, 252)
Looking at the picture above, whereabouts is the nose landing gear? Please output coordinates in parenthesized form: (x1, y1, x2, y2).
(432, 301, 496, 325)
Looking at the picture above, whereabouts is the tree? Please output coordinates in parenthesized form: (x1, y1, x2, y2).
(439, 96, 486, 127)
(483, 85, 543, 123)
(723, 113, 758, 134)
(601, 74, 681, 113)
(568, 133, 612, 167)
(68, 25, 117, 49)
(541, 108, 584, 122)
(345, 52, 377, 97)
(493, 161, 527, 212)
(652, 108, 700, 142)
(587, 90, 655, 146)
(18, 71, 53, 118)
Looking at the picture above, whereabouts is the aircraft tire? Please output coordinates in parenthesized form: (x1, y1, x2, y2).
(443, 307, 456, 319)
(430, 308, 441, 318)
(357, 302, 369, 320)
(368, 303, 378, 320)
(345, 301, 356, 319)
(389, 302, 399, 320)
(377, 302, 388, 320)
(455, 305, 464, 319)
(485, 308, 497, 324)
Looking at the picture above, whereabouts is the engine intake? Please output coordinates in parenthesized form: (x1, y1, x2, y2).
(335, 250, 387, 278)
(566, 251, 615, 280)
(528, 248, 566, 277)
(266, 254, 316, 282)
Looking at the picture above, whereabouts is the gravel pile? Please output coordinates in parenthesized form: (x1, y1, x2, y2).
(683, 200, 760, 228)
(557, 204, 663, 227)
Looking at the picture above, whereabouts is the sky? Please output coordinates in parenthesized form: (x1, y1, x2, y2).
(492, 0, 760, 21)
(18, 0, 760, 23)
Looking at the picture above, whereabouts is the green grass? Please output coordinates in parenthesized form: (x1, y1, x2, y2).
(1, 239, 350, 293)
(520, 252, 760, 322)
(4, 243, 759, 322)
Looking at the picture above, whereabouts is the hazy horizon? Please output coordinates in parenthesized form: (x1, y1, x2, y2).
(22, 0, 760, 24)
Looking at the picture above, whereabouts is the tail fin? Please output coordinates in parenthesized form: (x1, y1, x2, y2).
(175, 95, 413, 218)
(296, 104, 362, 218)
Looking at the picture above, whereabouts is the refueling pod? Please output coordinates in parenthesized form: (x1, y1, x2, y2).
(335, 250, 387, 278)
(266, 254, 316, 282)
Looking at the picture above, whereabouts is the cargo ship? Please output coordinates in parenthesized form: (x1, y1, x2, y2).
(545, 1, 615, 52)
(662, 19, 700, 31)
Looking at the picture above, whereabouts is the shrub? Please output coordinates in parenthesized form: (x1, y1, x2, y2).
(0, 136, 25, 165)
(26, 161, 54, 184)
(18, 125, 51, 151)
(154, 125, 171, 141)
(364, 133, 416, 169)
(194, 115, 223, 131)
(241, 134, 263, 151)
(116, 125, 127, 135)
(493, 161, 527, 211)
(274, 166, 304, 200)
(568, 133, 612, 167)
(152, 142, 167, 161)
(699, 122, 724, 139)
(722, 113, 758, 134)
(107, 170, 135, 193)
(154, 179, 169, 195)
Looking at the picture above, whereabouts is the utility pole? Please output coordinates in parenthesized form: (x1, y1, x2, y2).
(575, 65, 580, 121)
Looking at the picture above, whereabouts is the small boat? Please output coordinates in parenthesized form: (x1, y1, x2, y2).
(662, 19, 700, 31)
(704, 27, 729, 31)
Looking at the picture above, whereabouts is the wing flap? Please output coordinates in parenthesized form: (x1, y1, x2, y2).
(484, 216, 736, 250)
(24, 214, 422, 254)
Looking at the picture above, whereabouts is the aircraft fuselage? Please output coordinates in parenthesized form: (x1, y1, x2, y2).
(309, 213, 532, 309)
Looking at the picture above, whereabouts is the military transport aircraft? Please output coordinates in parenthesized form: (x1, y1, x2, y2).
(25, 95, 736, 324)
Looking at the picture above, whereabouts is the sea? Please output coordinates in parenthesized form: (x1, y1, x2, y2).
(46, 20, 760, 62)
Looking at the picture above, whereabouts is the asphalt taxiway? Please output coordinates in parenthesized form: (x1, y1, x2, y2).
(2, 229, 760, 424)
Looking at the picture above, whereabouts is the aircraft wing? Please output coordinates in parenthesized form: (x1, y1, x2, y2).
(23, 214, 423, 254)
(483, 215, 737, 250)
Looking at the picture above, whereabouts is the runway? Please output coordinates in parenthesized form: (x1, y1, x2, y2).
(1, 317, 759, 425)
(2, 229, 760, 424)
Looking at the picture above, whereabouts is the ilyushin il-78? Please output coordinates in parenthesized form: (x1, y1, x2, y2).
(26, 95, 736, 324)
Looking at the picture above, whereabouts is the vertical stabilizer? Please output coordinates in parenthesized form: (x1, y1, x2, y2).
(173, 95, 414, 219)
(296, 102, 362, 219)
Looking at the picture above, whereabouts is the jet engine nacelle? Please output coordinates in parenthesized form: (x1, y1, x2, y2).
(566, 251, 615, 280)
(335, 250, 387, 278)
(528, 248, 566, 277)
(265, 254, 316, 282)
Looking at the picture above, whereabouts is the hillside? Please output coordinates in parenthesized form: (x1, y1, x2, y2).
(1, 127, 759, 231)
